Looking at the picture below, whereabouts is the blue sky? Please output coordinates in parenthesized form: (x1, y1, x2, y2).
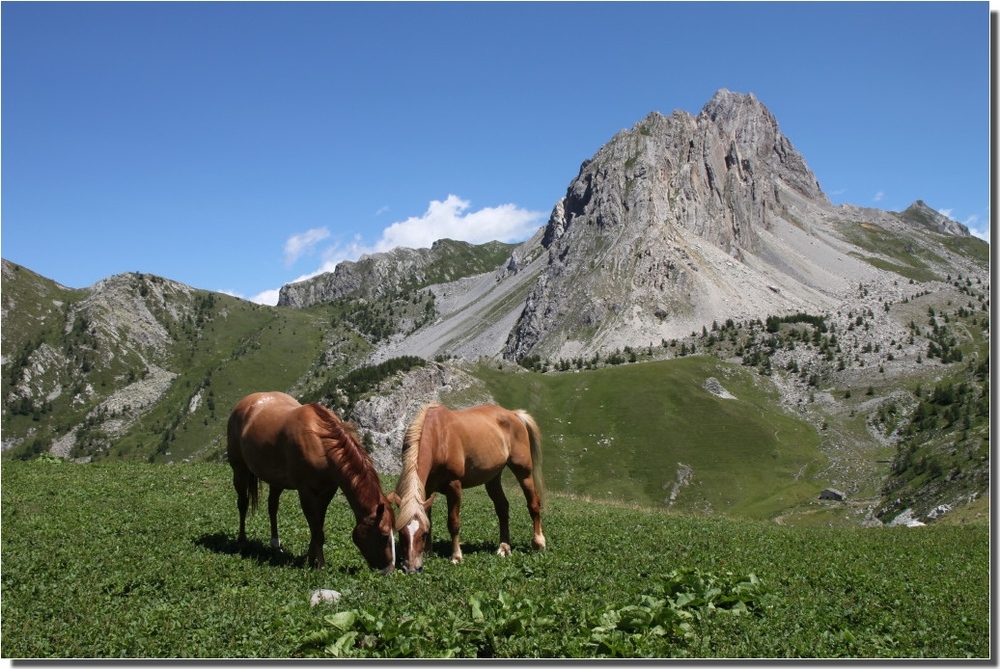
(2, 2, 991, 305)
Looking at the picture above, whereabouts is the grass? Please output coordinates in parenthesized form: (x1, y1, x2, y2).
(474, 357, 828, 520)
(2, 459, 989, 658)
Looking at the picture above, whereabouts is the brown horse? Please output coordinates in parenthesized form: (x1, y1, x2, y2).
(226, 391, 396, 573)
(389, 403, 545, 573)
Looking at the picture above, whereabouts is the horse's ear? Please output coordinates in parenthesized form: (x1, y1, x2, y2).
(423, 494, 436, 511)
(387, 492, 401, 508)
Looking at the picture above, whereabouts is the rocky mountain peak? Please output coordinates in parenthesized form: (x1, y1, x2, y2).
(699, 88, 768, 124)
(899, 200, 971, 236)
(506, 89, 836, 360)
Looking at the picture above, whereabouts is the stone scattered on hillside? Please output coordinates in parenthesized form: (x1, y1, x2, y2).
(703, 377, 735, 399)
(819, 488, 846, 501)
(310, 589, 341, 606)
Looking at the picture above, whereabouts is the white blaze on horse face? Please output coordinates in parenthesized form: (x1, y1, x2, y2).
(406, 518, 420, 555)
(403, 518, 422, 571)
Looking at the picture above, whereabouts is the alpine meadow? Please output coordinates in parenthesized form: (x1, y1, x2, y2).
(2, 90, 990, 659)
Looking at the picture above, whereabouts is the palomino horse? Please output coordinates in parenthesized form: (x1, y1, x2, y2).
(390, 403, 545, 573)
(226, 391, 396, 573)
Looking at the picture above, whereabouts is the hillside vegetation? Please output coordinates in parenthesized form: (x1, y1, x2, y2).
(1, 459, 988, 658)
(1, 256, 990, 526)
(473, 358, 827, 520)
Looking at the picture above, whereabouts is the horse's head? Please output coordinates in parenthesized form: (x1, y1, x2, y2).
(389, 492, 434, 574)
(352, 502, 397, 574)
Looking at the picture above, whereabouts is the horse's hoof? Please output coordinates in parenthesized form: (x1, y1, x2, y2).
(451, 553, 463, 564)
(497, 543, 512, 557)
(532, 536, 547, 551)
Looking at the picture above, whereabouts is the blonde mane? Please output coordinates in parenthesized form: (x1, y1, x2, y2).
(393, 403, 439, 531)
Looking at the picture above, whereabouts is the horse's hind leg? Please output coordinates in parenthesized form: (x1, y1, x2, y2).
(231, 467, 252, 547)
(485, 475, 512, 557)
(511, 465, 546, 551)
(267, 486, 284, 552)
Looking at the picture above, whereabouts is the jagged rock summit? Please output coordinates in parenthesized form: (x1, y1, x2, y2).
(502, 90, 977, 360)
(898, 200, 971, 237)
(505, 90, 845, 359)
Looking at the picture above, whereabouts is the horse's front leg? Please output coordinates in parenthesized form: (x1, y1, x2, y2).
(444, 481, 464, 564)
(299, 487, 335, 569)
(485, 476, 512, 556)
(268, 486, 285, 552)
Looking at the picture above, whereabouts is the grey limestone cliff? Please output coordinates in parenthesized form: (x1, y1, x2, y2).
(501, 90, 975, 361)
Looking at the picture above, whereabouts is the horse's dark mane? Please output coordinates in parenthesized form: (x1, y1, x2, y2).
(305, 403, 385, 515)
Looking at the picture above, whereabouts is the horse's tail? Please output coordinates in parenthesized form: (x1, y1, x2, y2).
(515, 409, 545, 511)
(247, 473, 261, 514)
(226, 409, 261, 514)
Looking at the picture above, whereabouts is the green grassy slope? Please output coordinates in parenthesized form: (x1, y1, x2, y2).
(107, 300, 343, 462)
(472, 357, 827, 520)
(0, 272, 347, 462)
(1, 459, 988, 658)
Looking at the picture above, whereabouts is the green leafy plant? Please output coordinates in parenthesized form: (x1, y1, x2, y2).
(588, 568, 771, 656)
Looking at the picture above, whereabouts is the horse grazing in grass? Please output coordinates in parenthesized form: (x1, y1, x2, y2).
(226, 392, 396, 573)
(389, 403, 545, 573)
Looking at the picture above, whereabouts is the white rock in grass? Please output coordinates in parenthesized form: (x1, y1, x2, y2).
(310, 589, 341, 606)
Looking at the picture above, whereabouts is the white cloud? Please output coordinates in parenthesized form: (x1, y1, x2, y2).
(873, 191, 885, 202)
(283, 227, 331, 267)
(216, 287, 281, 306)
(251, 288, 281, 306)
(963, 214, 990, 243)
(310, 194, 543, 272)
(970, 228, 989, 242)
(372, 195, 542, 253)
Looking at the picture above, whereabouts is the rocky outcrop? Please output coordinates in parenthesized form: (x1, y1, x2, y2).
(73, 273, 193, 359)
(350, 363, 487, 474)
(48, 365, 178, 460)
(278, 246, 436, 307)
(277, 239, 514, 307)
(366, 229, 547, 364)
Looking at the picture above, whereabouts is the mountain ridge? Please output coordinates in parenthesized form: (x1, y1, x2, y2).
(273, 90, 982, 366)
(1, 89, 988, 527)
